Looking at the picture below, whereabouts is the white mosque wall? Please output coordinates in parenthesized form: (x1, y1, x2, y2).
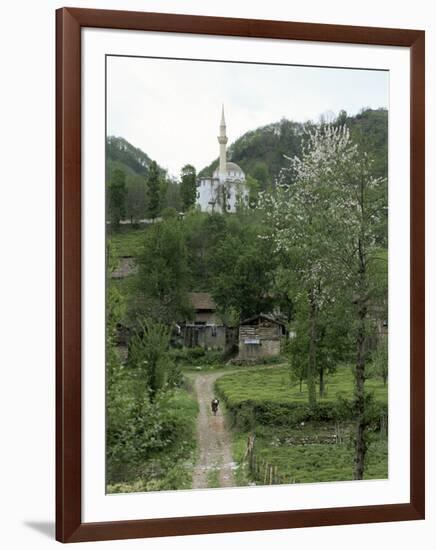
(197, 178, 217, 213)
(197, 178, 249, 213)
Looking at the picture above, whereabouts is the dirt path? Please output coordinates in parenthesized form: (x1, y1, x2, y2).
(190, 371, 236, 489)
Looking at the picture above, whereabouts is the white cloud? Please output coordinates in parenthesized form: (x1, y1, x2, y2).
(107, 56, 388, 177)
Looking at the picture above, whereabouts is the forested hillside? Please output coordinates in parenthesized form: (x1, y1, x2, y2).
(108, 108, 387, 194)
(199, 108, 388, 188)
(106, 136, 182, 222)
(107, 136, 157, 180)
(106, 109, 387, 226)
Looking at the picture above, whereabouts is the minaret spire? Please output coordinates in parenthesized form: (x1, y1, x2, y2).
(220, 104, 226, 127)
(218, 104, 228, 182)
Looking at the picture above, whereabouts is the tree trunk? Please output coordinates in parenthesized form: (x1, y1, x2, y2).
(319, 365, 325, 398)
(354, 313, 367, 480)
(307, 288, 317, 408)
(354, 237, 368, 480)
(148, 360, 158, 403)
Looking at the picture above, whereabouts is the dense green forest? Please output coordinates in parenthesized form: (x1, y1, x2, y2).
(106, 136, 182, 223)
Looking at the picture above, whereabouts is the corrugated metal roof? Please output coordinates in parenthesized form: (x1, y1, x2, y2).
(239, 313, 286, 327)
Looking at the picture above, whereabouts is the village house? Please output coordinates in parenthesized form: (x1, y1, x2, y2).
(237, 314, 287, 361)
(181, 292, 227, 350)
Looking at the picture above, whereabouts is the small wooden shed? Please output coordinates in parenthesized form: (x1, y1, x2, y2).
(237, 314, 286, 361)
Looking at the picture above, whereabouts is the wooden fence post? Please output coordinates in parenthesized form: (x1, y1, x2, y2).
(244, 433, 288, 485)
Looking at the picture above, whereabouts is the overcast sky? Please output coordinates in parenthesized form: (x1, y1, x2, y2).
(107, 56, 388, 177)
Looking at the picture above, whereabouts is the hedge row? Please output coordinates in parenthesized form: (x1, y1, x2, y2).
(217, 393, 388, 431)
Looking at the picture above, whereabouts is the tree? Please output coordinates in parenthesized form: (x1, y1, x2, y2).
(348, 108, 388, 182)
(262, 124, 387, 478)
(161, 207, 178, 220)
(245, 175, 260, 208)
(370, 337, 388, 386)
(125, 174, 147, 225)
(108, 168, 127, 228)
(106, 238, 126, 394)
(106, 243, 133, 481)
(251, 161, 270, 190)
(260, 128, 345, 407)
(324, 133, 387, 480)
(181, 211, 227, 291)
(302, 126, 386, 479)
(136, 218, 192, 324)
(180, 164, 197, 211)
(288, 292, 351, 398)
(208, 213, 275, 322)
(146, 161, 162, 219)
(316, 300, 352, 396)
(163, 177, 182, 212)
(336, 109, 348, 126)
(127, 318, 173, 401)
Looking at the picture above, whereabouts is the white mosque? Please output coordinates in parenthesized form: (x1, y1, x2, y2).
(197, 107, 248, 213)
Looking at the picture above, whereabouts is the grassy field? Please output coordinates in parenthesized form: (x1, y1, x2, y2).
(232, 428, 388, 484)
(218, 365, 388, 485)
(108, 226, 148, 258)
(216, 365, 388, 407)
(111, 274, 138, 301)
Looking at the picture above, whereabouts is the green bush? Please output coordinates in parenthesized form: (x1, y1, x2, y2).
(106, 386, 198, 489)
(216, 366, 388, 430)
(169, 346, 224, 366)
(230, 354, 286, 367)
(222, 397, 387, 431)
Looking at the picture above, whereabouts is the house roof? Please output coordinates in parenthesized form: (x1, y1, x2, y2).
(240, 313, 286, 327)
(188, 292, 217, 311)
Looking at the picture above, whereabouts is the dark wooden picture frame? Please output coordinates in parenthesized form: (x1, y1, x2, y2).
(56, 7, 425, 543)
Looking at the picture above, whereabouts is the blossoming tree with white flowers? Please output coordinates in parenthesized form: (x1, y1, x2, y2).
(261, 124, 387, 479)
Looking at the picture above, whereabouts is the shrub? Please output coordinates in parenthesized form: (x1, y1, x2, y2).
(215, 365, 388, 430)
(229, 354, 286, 366)
(107, 384, 198, 488)
(169, 346, 224, 366)
(217, 391, 388, 431)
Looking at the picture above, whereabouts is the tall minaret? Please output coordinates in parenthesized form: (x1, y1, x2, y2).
(217, 105, 228, 182)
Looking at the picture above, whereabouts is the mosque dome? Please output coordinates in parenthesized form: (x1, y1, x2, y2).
(213, 161, 245, 181)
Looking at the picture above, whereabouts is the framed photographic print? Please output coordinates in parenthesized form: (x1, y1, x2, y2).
(56, 7, 425, 543)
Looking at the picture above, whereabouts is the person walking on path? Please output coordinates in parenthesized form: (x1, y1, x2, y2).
(211, 397, 220, 416)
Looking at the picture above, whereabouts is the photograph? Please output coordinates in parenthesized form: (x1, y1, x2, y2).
(105, 55, 389, 494)
(0, 0, 429, 547)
